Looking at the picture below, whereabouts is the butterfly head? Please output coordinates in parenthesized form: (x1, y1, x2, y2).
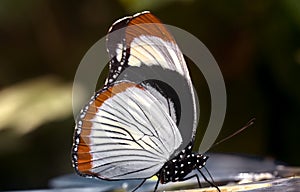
(196, 154, 209, 169)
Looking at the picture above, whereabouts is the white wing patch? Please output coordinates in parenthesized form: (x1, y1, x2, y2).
(143, 83, 177, 125)
(86, 85, 182, 179)
(127, 35, 186, 76)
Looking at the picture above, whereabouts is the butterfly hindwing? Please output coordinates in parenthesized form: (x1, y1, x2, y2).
(73, 81, 182, 179)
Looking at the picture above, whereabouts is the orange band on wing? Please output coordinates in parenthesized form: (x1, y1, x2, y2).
(75, 82, 144, 174)
(126, 12, 176, 46)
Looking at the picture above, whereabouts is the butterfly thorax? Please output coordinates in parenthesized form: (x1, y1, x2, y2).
(158, 142, 208, 184)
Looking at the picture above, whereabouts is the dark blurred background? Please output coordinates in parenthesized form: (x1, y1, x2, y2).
(0, 0, 299, 190)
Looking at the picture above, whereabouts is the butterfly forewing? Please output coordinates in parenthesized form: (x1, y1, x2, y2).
(105, 11, 197, 142)
(106, 11, 192, 85)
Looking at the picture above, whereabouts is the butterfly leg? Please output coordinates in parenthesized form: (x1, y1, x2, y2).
(153, 178, 160, 192)
(180, 174, 202, 188)
(197, 168, 220, 192)
(132, 179, 147, 192)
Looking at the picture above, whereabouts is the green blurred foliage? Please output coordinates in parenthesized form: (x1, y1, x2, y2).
(0, 0, 299, 190)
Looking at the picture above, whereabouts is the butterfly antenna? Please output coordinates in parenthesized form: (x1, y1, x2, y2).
(210, 118, 256, 150)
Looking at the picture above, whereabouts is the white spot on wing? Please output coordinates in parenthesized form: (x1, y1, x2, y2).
(116, 43, 123, 62)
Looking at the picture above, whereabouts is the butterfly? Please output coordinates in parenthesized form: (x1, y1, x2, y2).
(72, 11, 220, 191)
